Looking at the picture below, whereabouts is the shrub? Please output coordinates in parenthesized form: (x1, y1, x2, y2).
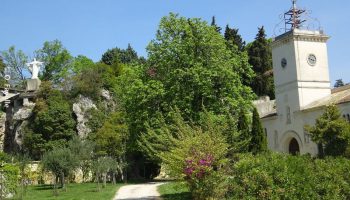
(0, 152, 20, 199)
(228, 153, 350, 199)
(161, 129, 229, 200)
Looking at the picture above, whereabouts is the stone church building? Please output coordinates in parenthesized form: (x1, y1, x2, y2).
(255, 3, 350, 156)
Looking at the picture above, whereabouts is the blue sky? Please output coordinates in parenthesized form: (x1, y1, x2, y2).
(1, 0, 349, 84)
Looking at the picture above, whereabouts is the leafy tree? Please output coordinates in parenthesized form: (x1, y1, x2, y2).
(92, 156, 114, 190)
(249, 107, 267, 154)
(224, 25, 245, 51)
(72, 55, 94, 74)
(334, 79, 345, 88)
(247, 26, 274, 98)
(223, 25, 254, 86)
(101, 44, 140, 65)
(68, 137, 94, 183)
(0, 46, 28, 88)
(23, 82, 76, 159)
(210, 16, 221, 33)
(305, 104, 350, 157)
(35, 40, 73, 83)
(15, 153, 31, 199)
(89, 111, 129, 181)
(145, 13, 254, 120)
(42, 147, 78, 194)
(117, 14, 254, 177)
(92, 112, 128, 159)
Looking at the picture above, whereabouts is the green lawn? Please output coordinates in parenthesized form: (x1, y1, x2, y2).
(158, 181, 192, 200)
(12, 183, 124, 200)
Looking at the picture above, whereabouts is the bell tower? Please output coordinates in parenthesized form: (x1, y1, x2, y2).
(272, 0, 331, 113)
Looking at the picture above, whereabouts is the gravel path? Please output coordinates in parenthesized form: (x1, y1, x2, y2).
(114, 182, 165, 200)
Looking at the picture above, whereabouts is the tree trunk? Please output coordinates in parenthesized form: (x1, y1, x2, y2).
(96, 173, 101, 192)
(60, 172, 66, 192)
(102, 173, 107, 188)
(112, 172, 116, 185)
(53, 175, 59, 196)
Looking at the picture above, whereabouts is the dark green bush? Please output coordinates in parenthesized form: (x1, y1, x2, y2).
(0, 152, 20, 198)
(228, 153, 350, 199)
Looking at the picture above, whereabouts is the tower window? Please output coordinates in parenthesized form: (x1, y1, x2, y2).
(286, 106, 291, 124)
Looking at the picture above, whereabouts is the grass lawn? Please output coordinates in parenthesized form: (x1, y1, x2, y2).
(158, 181, 192, 200)
(12, 183, 124, 200)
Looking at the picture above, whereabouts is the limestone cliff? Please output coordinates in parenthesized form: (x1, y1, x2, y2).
(73, 95, 97, 138)
(3, 102, 35, 152)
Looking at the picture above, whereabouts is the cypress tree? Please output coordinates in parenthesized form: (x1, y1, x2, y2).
(237, 109, 251, 152)
(247, 26, 275, 98)
(249, 107, 267, 154)
(210, 16, 222, 33)
(224, 24, 246, 51)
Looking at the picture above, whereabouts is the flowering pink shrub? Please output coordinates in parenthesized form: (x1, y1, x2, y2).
(184, 151, 214, 180)
(180, 148, 227, 200)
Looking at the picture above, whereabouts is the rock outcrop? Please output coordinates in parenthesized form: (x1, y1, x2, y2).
(73, 95, 96, 138)
(3, 102, 35, 152)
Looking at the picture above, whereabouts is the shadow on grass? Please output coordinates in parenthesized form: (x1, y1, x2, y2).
(31, 184, 54, 191)
(161, 192, 192, 200)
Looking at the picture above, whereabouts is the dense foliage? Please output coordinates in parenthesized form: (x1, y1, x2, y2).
(0, 46, 28, 88)
(249, 107, 267, 154)
(0, 152, 20, 199)
(35, 40, 73, 83)
(247, 26, 275, 98)
(159, 112, 230, 200)
(24, 82, 76, 159)
(3, 12, 350, 200)
(229, 153, 350, 199)
(305, 104, 350, 157)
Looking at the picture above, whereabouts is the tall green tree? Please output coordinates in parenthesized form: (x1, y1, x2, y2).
(23, 82, 76, 159)
(223, 25, 254, 86)
(305, 104, 350, 157)
(42, 147, 78, 194)
(224, 25, 245, 52)
(249, 107, 267, 154)
(72, 55, 94, 74)
(247, 26, 274, 98)
(210, 16, 222, 33)
(1, 46, 28, 88)
(92, 112, 129, 159)
(145, 13, 254, 120)
(101, 44, 140, 65)
(35, 40, 73, 83)
(117, 13, 254, 178)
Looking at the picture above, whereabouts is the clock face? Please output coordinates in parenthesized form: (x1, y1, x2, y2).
(307, 54, 317, 66)
(281, 58, 287, 68)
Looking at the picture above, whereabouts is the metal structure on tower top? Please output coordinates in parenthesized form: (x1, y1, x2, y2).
(284, 0, 306, 31)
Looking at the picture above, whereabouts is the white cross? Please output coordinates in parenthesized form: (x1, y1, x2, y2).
(26, 58, 43, 79)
